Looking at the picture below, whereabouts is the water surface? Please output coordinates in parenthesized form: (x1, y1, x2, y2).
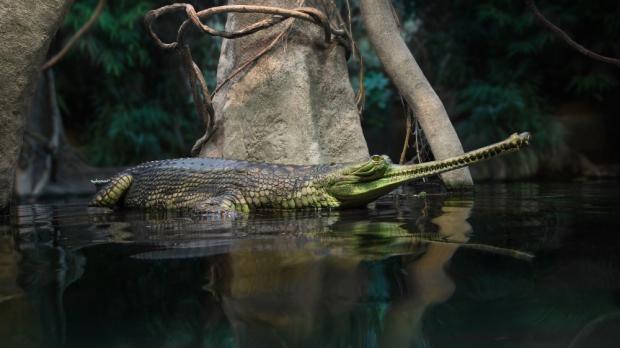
(1, 182, 619, 348)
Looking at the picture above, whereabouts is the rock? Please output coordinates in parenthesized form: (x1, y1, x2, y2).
(0, 0, 73, 210)
(199, 0, 369, 164)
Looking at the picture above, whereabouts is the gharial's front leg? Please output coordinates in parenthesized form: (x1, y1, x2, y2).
(90, 173, 133, 208)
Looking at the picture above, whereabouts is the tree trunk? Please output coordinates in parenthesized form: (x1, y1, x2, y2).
(0, 0, 73, 210)
(198, 0, 369, 165)
(360, 0, 473, 189)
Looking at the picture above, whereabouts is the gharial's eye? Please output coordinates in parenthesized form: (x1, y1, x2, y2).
(371, 155, 383, 163)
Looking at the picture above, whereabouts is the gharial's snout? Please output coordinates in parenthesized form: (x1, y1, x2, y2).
(511, 132, 531, 147)
(327, 131, 533, 206)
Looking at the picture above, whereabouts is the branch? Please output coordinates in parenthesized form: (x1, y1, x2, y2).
(525, 0, 620, 67)
(145, 4, 346, 50)
(42, 0, 107, 71)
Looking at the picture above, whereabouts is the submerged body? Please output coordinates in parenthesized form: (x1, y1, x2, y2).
(91, 133, 530, 212)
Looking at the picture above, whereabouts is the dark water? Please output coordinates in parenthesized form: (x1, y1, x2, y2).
(1, 182, 620, 348)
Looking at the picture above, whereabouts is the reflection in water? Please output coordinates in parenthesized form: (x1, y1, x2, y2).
(208, 198, 483, 347)
(1, 204, 85, 348)
(1, 183, 619, 347)
(0, 235, 39, 348)
(381, 199, 473, 347)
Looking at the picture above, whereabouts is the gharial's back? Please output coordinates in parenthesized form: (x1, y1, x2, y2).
(127, 157, 336, 175)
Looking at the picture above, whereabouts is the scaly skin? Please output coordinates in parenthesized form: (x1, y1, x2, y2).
(90, 132, 530, 212)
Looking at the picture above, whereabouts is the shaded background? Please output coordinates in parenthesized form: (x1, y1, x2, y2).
(45, 0, 620, 177)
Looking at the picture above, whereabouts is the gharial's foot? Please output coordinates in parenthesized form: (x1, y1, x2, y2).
(193, 201, 239, 219)
(198, 209, 238, 219)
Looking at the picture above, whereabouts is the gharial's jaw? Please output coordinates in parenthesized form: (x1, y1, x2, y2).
(386, 132, 530, 182)
(327, 132, 531, 206)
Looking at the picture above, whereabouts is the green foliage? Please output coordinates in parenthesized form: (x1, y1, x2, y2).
(355, 0, 620, 169)
(344, 0, 620, 166)
(65, 1, 152, 77)
(56, 0, 219, 166)
(568, 72, 618, 97)
(88, 103, 194, 165)
(360, 71, 393, 128)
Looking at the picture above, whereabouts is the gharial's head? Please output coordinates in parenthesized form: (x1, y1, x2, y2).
(322, 132, 531, 207)
(319, 154, 395, 206)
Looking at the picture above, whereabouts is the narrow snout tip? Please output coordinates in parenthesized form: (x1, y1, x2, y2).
(511, 132, 531, 147)
(519, 132, 531, 146)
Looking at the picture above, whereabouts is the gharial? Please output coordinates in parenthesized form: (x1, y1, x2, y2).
(90, 132, 530, 212)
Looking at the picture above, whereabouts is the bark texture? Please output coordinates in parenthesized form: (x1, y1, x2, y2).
(199, 0, 369, 165)
(360, 0, 473, 189)
(0, 0, 73, 210)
